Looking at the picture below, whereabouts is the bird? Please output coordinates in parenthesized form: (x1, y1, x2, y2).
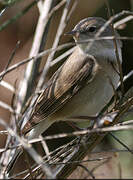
(7, 17, 122, 173)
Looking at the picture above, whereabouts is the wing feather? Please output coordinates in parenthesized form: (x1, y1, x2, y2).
(22, 50, 98, 134)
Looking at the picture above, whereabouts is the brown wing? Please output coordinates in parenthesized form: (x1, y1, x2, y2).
(22, 49, 98, 134)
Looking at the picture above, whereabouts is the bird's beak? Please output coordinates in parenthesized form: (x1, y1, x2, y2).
(64, 30, 77, 36)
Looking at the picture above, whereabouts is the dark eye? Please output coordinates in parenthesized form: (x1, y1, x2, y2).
(89, 26, 96, 32)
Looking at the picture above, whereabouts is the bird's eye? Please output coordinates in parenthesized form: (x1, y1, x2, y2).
(89, 26, 96, 32)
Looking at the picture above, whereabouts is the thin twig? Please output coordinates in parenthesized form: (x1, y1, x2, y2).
(118, 161, 122, 179)
(11, 156, 109, 179)
(16, 0, 54, 115)
(23, 149, 34, 179)
(0, 41, 20, 82)
(51, 46, 75, 67)
(78, 164, 95, 179)
(0, 35, 132, 80)
(29, 124, 133, 141)
(0, 118, 54, 179)
(0, 130, 8, 135)
(86, 10, 133, 53)
(109, 132, 133, 154)
(0, 1, 38, 32)
(0, 80, 15, 92)
(66, 0, 79, 21)
(112, 10, 124, 95)
(39, 135, 51, 160)
(47, 0, 67, 20)
(0, 101, 14, 113)
(0, 42, 74, 79)
(114, 15, 133, 29)
(37, 0, 43, 14)
(37, 0, 71, 90)
(90, 158, 112, 174)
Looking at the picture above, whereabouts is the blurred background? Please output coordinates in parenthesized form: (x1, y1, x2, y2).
(0, 0, 133, 178)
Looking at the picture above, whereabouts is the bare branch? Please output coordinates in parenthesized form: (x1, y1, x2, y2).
(37, 0, 71, 90)
(0, 80, 15, 92)
(16, 0, 54, 115)
(0, 118, 54, 179)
